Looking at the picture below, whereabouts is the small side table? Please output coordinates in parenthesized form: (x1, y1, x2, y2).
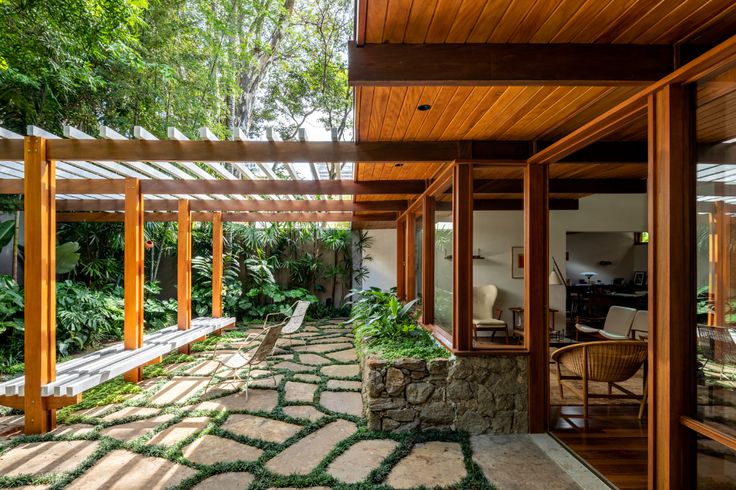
(508, 306, 559, 337)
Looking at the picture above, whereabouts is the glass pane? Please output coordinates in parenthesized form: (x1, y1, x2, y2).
(472, 164, 525, 347)
(434, 193, 453, 335)
(415, 215, 422, 299)
(697, 435, 736, 488)
(695, 67, 736, 440)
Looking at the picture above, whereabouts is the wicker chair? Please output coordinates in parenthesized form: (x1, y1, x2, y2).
(552, 340, 648, 419)
(204, 323, 283, 397)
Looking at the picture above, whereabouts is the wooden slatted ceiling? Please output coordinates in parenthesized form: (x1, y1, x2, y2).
(356, 85, 643, 142)
(362, 0, 736, 45)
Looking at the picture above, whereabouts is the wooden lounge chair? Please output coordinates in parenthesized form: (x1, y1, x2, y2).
(575, 305, 637, 340)
(204, 323, 284, 397)
(552, 340, 648, 419)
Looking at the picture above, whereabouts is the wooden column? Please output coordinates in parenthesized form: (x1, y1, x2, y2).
(422, 195, 435, 325)
(178, 199, 192, 353)
(23, 136, 56, 434)
(212, 211, 223, 318)
(452, 163, 473, 351)
(396, 217, 406, 300)
(405, 212, 416, 301)
(123, 179, 144, 382)
(525, 162, 549, 433)
(648, 85, 696, 489)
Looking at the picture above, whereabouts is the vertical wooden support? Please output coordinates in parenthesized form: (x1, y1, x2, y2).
(452, 163, 473, 351)
(405, 213, 416, 301)
(23, 136, 56, 434)
(525, 162, 550, 433)
(422, 195, 435, 325)
(714, 200, 730, 328)
(212, 211, 223, 318)
(178, 199, 192, 353)
(396, 217, 406, 300)
(648, 85, 696, 490)
(124, 179, 144, 382)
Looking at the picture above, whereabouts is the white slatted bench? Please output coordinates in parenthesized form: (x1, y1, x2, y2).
(0, 317, 235, 399)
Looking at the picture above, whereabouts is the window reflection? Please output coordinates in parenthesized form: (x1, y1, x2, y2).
(434, 199, 453, 334)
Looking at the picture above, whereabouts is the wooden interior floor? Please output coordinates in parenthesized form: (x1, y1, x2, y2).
(551, 405, 648, 490)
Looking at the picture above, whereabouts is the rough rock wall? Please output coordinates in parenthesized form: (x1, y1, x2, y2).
(362, 355, 529, 434)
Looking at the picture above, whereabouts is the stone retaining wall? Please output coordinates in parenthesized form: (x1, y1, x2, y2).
(361, 355, 529, 434)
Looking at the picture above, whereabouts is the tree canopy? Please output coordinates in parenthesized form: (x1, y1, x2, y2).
(0, 0, 352, 140)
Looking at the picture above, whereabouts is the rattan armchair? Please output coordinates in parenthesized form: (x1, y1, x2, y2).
(551, 340, 648, 419)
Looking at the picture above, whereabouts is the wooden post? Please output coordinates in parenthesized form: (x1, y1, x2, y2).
(212, 211, 223, 318)
(396, 217, 406, 300)
(23, 136, 56, 434)
(422, 195, 435, 325)
(525, 162, 549, 433)
(178, 199, 192, 352)
(452, 163, 473, 351)
(123, 179, 144, 382)
(406, 212, 416, 301)
(648, 85, 696, 490)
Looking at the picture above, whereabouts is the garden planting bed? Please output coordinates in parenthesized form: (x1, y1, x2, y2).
(361, 352, 529, 434)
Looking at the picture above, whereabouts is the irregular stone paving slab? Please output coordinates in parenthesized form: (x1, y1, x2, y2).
(0, 414, 23, 425)
(320, 391, 363, 417)
(12, 486, 49, 490)
(285, 381, 318, 402)
(325, 349, 358, 362)
(67, 450, 196, 490)
(328, 439, 399, 483)
(249, 374, 283, 389)
(185, 360, 221, 376)
(292, 373, 321, 383)
(147, 416, 209, 446)
(321, 364, 360, 378)
(49, 424, 94, 437)
(222, 414, 301, 443)
(271, 361, 315, 373)
(100, 414, 175, 442)
(282, 405, 325, 422)
(326, 379, 362, 390)
(183, 435, 263, 465)
(309, 336, 354, 344)
(193, 389, 278, 412)
(0, 440, 99, 476)
(206, 379, 245, 395)
(276, 338, 306, 347)
(386, 441, 467, 489)
(266, 419, 357, 476)
(73, 405, 115, 418)
(268, 488, 330, 490)
(289, 332, 321, 338)
(149, 377, 209, 405)
(271, 353, 294, 360)
(471, 435, 585, 490)
(102, 406, 160, 422)
(192, 472, 254, 490)
(298, 353, 332, 366)
(294, 342, 353, 353)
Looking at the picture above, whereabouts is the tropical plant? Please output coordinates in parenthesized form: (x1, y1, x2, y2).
(347, 287, 421, 340)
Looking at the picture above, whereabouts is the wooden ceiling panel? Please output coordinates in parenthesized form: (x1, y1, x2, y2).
(549, 163, 647, 180)
(363, 0, 735, 45)
(357, 85, 640, 142)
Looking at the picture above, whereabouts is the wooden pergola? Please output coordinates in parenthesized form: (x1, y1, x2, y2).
(1, 2, 735, 488)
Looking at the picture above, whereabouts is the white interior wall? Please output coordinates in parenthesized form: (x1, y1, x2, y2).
(364, 194, 648, 330)
(566, 232, 645, 285)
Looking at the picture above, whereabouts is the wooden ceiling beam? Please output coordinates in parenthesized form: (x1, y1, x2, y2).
(55, 211, 396, 223)
(473, 179, 647, 194)
(55, 199, 408, 212)
(0, 138, 647, 163)
(349, 43, 677, 86)
(434, 199, 579, 211)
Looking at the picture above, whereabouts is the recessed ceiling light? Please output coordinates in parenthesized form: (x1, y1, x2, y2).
(394, 163, 404, 167)
(417, 104, 431, 111)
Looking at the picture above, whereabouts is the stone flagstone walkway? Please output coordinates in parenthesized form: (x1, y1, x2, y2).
(0, 319, 607, 489)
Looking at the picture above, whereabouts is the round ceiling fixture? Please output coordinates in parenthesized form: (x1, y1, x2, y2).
(417, 104, 432, 111)
(394, 163, 404, 167)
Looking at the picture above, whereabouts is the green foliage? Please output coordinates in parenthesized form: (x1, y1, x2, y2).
(55, 241, 81, 274)
(349, 287, 448, 361)
(0, 276, 24, 368)
(58, 377, 142, 422)
(0, 220, 14, 249)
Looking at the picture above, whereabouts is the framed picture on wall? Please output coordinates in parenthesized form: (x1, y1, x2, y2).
(512, 246, 524, 279)
(633, 271, 647, 286)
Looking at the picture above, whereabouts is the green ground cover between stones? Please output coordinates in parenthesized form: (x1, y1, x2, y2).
(0, 320, 495, 490)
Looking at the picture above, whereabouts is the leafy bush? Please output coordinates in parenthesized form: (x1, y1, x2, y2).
(348, 287, 448, 361)
(0, 276, 24, 369)
(237, 284, 317, 320)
